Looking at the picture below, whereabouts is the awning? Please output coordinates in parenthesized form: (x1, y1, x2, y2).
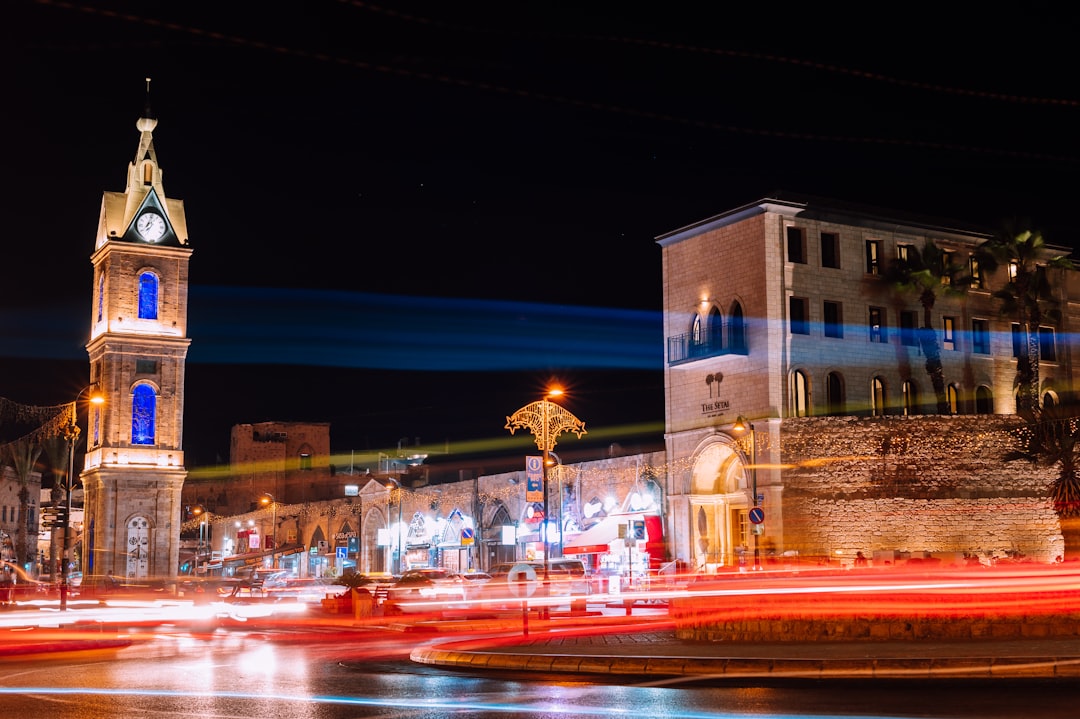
(563, 513, 646, 555)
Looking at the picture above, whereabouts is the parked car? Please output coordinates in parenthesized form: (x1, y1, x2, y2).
(382, 567, 467, 614)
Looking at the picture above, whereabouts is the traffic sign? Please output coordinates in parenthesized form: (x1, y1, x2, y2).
(336, 546, 348, 560)
(748, 506, 765, 524)
(461, 527, 475, 546)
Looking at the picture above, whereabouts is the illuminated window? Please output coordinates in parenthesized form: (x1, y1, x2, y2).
(947, 384, 959, 415)
(975, 386, 993, 414)
(941, 251, 954, 285)
(896, 244, 912, 262)
(871, 377, 886, 416)
(300, 453, 313, 471)
(902, 380, 918, 416)
(1009, 262, 1018, 281)
(943, 317, 956, 351)
(821, 232, 840, 268)
(969, 256, 983, 289)
(972, 319, 990, 354)
(869, 307, 886, 343)
(138, 272, 158, 320)
(865, 240, 882, 275)
(791, 369, 810, 417)
(131, 384, 156, 445)
(823, 301, 843, 338)
(790, 297, 810, 335)
(786, 226, 806, 264)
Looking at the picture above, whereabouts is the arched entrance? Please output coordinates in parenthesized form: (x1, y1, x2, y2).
(689, 442, 748, 572)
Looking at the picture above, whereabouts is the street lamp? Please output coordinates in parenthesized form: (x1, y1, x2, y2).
(259, 493, 277, 568)
(60, 386, 103, 611)
(191, 504, 206, 575)
(733, 415, 761, 571)
(505, 388, 587, 617)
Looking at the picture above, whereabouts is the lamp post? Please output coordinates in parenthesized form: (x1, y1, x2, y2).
(60, 387, 103, 611)
(191, 504, 205, 575)
(733, 416, 761, 571)
(505, 389, 587, 618)
(386, 477, 403, 574)
(259, 494, 277, 568)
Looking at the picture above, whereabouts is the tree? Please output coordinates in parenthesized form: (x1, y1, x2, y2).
(976, 225, 1074, 419)
(1, 438, 43, 570)
(885, 240, 970, 414)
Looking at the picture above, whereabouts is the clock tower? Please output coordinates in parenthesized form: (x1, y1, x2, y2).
(81, 90, 192, 581)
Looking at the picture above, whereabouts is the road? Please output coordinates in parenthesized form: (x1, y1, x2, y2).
(1, 621, 1077, 718)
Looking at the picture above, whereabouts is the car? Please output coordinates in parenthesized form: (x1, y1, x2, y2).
(488, 559, 592, 598)
(458, 571, 492, 599)
(382, 567, 467, 615)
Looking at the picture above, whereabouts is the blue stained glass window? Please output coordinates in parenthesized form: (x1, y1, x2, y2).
(138, 272, 158, 320)
(132, 384, 156, 445)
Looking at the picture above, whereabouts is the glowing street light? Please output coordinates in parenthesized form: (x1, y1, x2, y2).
(505, 388, 586, 617)
(260, 493, 277, 568)
(733, 415, 761, 571)
(191, 504, 206, 575)
(60, 386, 103, 611)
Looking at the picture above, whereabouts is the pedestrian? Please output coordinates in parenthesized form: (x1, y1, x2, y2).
(854, 551, 868, 567)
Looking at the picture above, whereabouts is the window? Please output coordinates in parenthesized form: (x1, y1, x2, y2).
(900, 310, 918, 347)
(143, 162, 153, 185)
(1040, 326, 1056, 361)
(97, 273, 105, 323)
(729, 302, 747, 353)
(975, 386, 994, 414)
(786, 226, 806, 264)
(300, 453, 313, 471)
(902, 380, 918, 416)
(970, 256, 983, 289)
(707, 307, 723, 353)
(947, 384, 959, 415)
(1012, 323, 1024, 358)
(972, 319, 990, 354)
(826, 372, 844, 416)
(1009, 262, 1018, 281)
(789, 297, 810, 335)
(871, 377, 886, 416)
(136, 359, 158, 374)
(137, 271, 158, 320)
(131, 383, 156, 445)
(941, 251, 954, 285)
(821, 232, 840, 268)
(823, 301, 843, 338)
(869, 307, 886, 343)
(896, 244, 912, 262)
(943, 317, 956, 351)
(791, 370, 810, 417)
(865, 240, 882, 274)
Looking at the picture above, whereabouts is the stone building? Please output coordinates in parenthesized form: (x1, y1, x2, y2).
(656, 194, 1078, 568)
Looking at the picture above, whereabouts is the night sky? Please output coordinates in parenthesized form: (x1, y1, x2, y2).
(3, 2, 1078, 467)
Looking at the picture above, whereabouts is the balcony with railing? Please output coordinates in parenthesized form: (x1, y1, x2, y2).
(667, 328, 746, 364)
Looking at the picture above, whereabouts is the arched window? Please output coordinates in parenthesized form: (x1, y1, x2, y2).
(826, 372, 844, 416)
(707, 307, 723, 353)
(138, 272, 158, 320)
(97, 273, 105, 322)
(902, 380, 918, 416)
(791, 369, 810, 417)
(871, 377, 886, 416)
(1043, 391, 1058, 409)
(728, 301, 746, 354)
(975, 386, 994, 415)
(131, 383, 156, 445)
(947, 384, 959, 415)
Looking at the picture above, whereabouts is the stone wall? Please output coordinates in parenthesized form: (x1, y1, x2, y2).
(775, 415, 1063, 564)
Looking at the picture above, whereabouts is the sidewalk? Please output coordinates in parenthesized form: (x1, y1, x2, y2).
(407, 606, 1080, 680)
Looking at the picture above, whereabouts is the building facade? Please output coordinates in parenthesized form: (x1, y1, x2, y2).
(80, 100, 192, 581)
(657, 195, 1078, 568)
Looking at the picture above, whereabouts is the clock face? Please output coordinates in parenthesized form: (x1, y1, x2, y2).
(136, 212, 167, 241)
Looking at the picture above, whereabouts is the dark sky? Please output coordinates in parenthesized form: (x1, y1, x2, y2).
(3, 1, 1079, 467)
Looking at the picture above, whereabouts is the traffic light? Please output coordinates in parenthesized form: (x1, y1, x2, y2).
(41, 506, 69, 529)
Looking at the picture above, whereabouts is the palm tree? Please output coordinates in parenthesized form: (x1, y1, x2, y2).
(1008, 405, 1080, 559)
(976, 225, 1074, 418)
(1, 438, 43, 570)
(885, 240, 969, 414)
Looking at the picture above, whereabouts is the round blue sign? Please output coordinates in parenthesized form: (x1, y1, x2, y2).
(748, 506, 765, 524)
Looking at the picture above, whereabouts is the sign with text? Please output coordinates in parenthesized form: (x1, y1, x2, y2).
(525, 455, 544, 502)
